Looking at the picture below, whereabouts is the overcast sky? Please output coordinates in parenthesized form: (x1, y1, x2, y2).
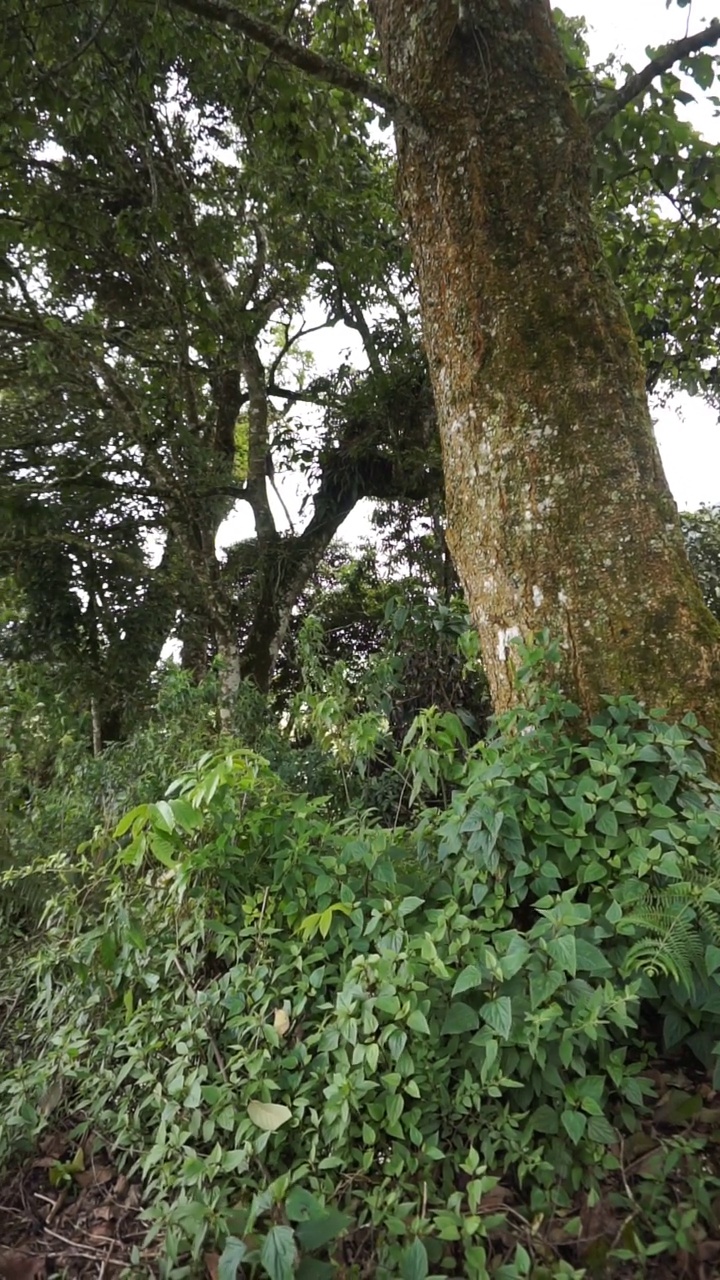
(561, 0, 720, 510)
(220, 1, 720, 550)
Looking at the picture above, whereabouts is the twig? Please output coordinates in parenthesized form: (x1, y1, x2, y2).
(37, 1225, 106, 1259)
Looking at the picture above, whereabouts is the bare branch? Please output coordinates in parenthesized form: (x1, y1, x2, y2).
(166, 0, 411, 124)
(588, 19, 720, 134)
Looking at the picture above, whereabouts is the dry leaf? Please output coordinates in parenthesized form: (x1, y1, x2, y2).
(0, 1251, 47, 1280)
(76, 1164, 115, 1188)
(247, 1100, 292, 1131)
(37, 1078, 64, 1117)
(204, 1252, 220, 1280)
(273, 1007, 290, 1037)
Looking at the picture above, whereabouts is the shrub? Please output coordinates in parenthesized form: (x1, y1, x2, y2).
(2, 643, 720, 1277)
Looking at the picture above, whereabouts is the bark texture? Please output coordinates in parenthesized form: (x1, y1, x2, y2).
(370, 0, 720, 739)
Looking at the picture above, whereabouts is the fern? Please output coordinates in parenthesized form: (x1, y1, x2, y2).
(622, 874, 720, 995)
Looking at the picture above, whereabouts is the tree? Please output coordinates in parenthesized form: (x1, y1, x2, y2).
(165, 0, 720, 743)
(3, 0, 720, 743)
(0, 0, 439, 739)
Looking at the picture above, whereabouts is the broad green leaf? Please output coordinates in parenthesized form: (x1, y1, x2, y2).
(286, 1186, 324, 1221)
(529, 968, 565, 1010)
(219, 1234, 248, 1278)
(546, 934, 576, 976)
(499, 935, 530, 979)
(400, 1238, 429, 1280)
(586, 1114, 617, 1145)
(318, 908, 333, 938)
(596, 807, 618, 837)
(148, 832, 178, 869)
(480, 996, 512, 1040)
(407, 1008, 431, 1034)
(574, 939, 612, 974)
(149, 799, 176, 832)
(169, 797, 204, 831)
(296, 1208, 351, 1251)
(452, 965, 486, 996)
(113, 804, 149, 838)
(260, 1225, 296, 1280)
(441, 1001, 480, 1035)
(398, 895, 424, 916)
(561, 1110, 586, 1143)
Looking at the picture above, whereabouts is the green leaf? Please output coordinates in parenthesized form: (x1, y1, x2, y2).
(606, 900, 622, 925)
(500, 935, 531, 979)
(150, 799, 176, 832)
(113, 804, 149, 838)
(596, 807, 618, 837)
(260, 1225, 296, 1280)
(574, 939, 612, 974)
(531, 1104, 559, 1135)
(247, 1101, 292, 1132)
(706, 945, 720, 976)
(318, 908, 333, 938)
(561, 1110, 587, 1143)
(529, 968, 565, 1009)
(407, 1008, 431, 1034)
(687, 51, 715, 91)
(586, 1115, 617, 1145)
(286, 1187, 324, 1222)
(296, 1262, 334, 1280)
(452, 965, 486, 996)
(547, 934, 576, 975)
(400, 1238, 429, 1280)
(441, 1001, 480, 1034)
(170, 797, 204, 831)
(219, 1238, 248, 1280)
(480, 996, 512, 1039)
(398, 896, 424, 916)
(296, 1209, 351, 1251)
(148, 832, 178, 869)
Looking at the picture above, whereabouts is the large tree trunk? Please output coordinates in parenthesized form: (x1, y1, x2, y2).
(370, 0, 720, 738)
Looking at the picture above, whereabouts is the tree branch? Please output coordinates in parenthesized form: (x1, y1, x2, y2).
(166, 0, 411, 123)
(588, 19, 720, 134)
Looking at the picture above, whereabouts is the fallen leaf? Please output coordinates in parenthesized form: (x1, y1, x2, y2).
(247, 1100, 292, 1132)
(273, 1008, 290, 1037)
(76, 1164, 115, 1188)
(0, 1251, 47, 1280)
(37, 1078, 64, 1117)
(204, 1252, 220, 1280)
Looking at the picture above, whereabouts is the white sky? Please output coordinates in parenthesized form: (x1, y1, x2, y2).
(563, 0, 720, 510)
(219, 0, 720, 552)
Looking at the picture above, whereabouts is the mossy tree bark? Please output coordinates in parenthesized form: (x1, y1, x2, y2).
(370, 0, 720, 737)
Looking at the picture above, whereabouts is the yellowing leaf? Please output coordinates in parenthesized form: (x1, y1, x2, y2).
(247, 1100, 292, 1132)
(273, 1008, 290, 1037)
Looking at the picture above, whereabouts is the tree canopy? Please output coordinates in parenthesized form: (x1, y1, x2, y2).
(1, 0, 720, 741)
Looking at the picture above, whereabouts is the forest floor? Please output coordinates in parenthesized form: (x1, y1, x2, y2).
(2, 1066, 720, 1280)
(0, 1125, 154, 1279)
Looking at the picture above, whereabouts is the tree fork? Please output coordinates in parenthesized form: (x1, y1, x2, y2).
(369, 0, 720, 742)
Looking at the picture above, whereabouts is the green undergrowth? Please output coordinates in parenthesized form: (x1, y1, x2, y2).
(3, 644, 720, 1277)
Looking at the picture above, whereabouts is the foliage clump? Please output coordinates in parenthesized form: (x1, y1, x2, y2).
(2, 643, 720, 1276)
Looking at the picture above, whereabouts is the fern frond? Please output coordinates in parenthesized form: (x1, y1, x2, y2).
(622, 892, 705, 995)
